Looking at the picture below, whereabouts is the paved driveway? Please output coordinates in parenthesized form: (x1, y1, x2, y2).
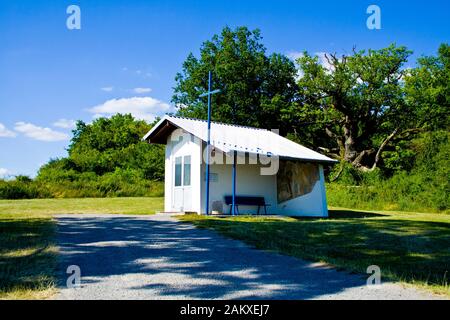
(56, 214, 441, 300)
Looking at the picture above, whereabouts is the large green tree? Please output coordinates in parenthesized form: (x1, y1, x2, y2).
(39, 114, 164, 180)
(172, 26, 298, 133)
(404, 43, 450, 131)
(293, 45, 417, 172)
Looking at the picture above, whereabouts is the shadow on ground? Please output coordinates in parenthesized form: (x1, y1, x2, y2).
(328, 209, 388, 219)
(190, 210, 449, 291)
(0, 218, 56, 296)
(56, 215, 375, 300)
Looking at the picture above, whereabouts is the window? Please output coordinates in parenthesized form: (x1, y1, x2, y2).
(174, 157, 182, 186)
(183, 156, 191, 186)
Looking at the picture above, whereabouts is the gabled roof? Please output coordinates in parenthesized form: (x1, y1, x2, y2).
(143, 115, 337, 164)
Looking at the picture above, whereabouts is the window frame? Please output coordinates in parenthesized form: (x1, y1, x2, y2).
(174, 156, 182, 187)
(183, 155, 191, 186)
(174, 155, 192, 188)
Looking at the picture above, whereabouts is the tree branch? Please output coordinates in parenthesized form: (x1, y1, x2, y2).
(352, 148, 376, 167)
(330, 162, 344, 182)
(371, 128, 399, 170)
(317, 147, 340, 160)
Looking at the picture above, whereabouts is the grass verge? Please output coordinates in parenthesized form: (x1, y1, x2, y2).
(0, 197, 164, 299)
(179, 208, 450, 296)
(0, 197, 164, 218)
(0, 217, 56, 299)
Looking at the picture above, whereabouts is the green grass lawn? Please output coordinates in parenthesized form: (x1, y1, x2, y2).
(0, 197, 164, 299)
(179, 208, 450, 296)
(0, 197, 164, 218)
(2, 197, 448, 298)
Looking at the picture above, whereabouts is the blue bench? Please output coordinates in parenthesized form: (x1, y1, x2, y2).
(224, 195, 270, 215)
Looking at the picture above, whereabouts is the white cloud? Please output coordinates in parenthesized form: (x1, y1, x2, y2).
(288, 51, 337, 71)
(0, 123, 16, 138)
(101, 87, 114, 92)
(315, 52, 336, 72)
(286, 52, 305, 80)
(133, 87, 152, 94)
(0, 168, 11, 179)
(53, 119, 77, 129)
(287, 51, 304, 61)
(88, 97, 172, 122)
(14, 122, 69, 142)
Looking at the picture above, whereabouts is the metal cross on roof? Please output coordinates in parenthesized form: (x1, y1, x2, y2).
(200, 71, 221, 215)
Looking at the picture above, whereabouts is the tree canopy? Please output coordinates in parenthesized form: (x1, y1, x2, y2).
(293, 45, 413, 171)
(404, 43, 450, 131)
(173, 26, 449, 174)
(172, 26, 298, 133)
(38, 114, 164, 181)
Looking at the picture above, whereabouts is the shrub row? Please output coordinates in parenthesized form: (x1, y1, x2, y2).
(326, 131, 449, 213)
(0, 169, 163, 199)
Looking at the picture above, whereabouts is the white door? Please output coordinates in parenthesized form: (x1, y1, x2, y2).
(173, 155, 192, 212)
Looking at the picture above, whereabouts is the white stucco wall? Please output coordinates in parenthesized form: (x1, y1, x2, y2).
(200, 159, 278, 215)
(276, 165, 328, 217)
(199, 149, 328, 217)
(164, 135, 328, 217)
(164, 130, 202, 213)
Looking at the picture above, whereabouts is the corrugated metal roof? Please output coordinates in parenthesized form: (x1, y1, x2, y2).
(143, 115, 337, 164)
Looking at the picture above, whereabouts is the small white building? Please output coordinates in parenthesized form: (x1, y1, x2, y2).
(143, 116, 337, 217)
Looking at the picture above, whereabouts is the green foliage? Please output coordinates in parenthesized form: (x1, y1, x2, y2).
(67, 114, 164, 179)
(404, 43, 450, 131)
(0, 114, 164, 200)
(327, 131, 450, 212)
(295, 45, 412, 168)
(0, 174, 164, 200)
(0, 179, 51, 200)
(172, 26, 298, 134)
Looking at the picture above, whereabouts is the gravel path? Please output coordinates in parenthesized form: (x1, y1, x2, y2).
(55, 214, 442, 300)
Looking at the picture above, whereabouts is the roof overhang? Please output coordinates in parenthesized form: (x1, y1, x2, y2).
(277, 156, 338, 165)
(143, 116, 338, 165)
(143, 118, 179, 144)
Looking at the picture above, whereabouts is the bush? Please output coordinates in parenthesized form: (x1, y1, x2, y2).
(0, 168, 164, 200)
(327, 131, 450, 213)
(0, 180, 51, 200)
(0, 114, 166, 200)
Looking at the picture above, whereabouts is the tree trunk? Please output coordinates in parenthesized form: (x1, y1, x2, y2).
(342, 119, 358, 162)
(351, 128, 399, 172)
(325, 119, 398, 175)
(325, 127, 345, 157)
(352, 149, 376, 168)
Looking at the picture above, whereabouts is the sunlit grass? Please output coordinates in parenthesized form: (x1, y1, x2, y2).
(0, 217, 56, 300)
(0, 197, 164, 218)
(179, 208, 450, 296)
(0, 197, 164, 299)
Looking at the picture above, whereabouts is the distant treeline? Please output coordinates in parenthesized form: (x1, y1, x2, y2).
(0, 116, 448, 213)
(0, 115, 164, 199)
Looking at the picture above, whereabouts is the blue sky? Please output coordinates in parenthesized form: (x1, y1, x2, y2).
(0, 0, 449, 177)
